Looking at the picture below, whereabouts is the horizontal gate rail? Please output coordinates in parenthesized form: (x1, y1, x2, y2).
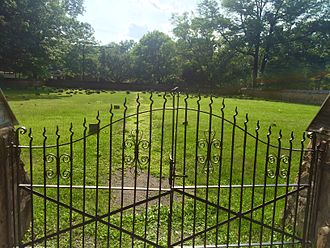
(174, 240, 304, 247)
(19, 183, 310, 190)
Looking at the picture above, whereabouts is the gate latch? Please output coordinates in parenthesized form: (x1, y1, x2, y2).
(169, 155, 187, 180)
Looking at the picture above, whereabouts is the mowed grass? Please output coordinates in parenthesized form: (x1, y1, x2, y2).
(5, 88, 319, 247)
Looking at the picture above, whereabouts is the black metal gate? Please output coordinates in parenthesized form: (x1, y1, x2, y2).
(8, 93, 321, 247)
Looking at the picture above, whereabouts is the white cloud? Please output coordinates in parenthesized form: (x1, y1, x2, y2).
(79, 0, 200, 44)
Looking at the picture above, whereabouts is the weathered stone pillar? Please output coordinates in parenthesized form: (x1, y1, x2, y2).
(305, 95, 330, 247)
(0, 90, 30, 247)
(0, 127, 14, 247)
(314, 136, 330, 248)
(284, 94, 330, 247)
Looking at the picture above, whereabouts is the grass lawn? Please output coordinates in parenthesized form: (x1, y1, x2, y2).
(4, 88, 320, 247)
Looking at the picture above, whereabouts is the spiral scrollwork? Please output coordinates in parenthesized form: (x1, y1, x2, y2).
(197, 130, 221, 172)
(266, 154, 290, 179)
(124, 130, 150, 171)
(16, 126, 27, 136)
(44, 153, 71, 180)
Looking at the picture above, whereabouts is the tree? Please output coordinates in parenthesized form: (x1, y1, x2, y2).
(0, 0, 95, 79)
(172, 13, 218, 86)
(172, 7, 250, 88)
(99, 40, 135, 83)
(191, 0, 329, 87)
(132, 31, 179, 84)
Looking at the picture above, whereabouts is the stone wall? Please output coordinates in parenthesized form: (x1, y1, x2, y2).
(0, 79, 42, 88)
(241, 88, 329, 105)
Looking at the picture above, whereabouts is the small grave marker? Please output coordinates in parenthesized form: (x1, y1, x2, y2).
(89, 123, 100, 134)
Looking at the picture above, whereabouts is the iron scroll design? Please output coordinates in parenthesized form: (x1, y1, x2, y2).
(267, 154, 290, 179)
(197, 130, 221, 172)
(124, 130, 150, 171)
(45, 153, 71, 179)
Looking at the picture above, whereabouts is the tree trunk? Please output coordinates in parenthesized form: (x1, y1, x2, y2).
(252, 45, 259, 88)
(260, 22, 275, 76)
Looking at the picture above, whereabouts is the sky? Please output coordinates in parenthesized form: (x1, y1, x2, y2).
(78, 0, 200, 45)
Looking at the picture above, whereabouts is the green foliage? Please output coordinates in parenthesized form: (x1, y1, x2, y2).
(172, 0, 330, 89)
(132, 31, 180, 84)
(99, 40, 135, 83)
(0, 0, 95, 79)
(1, 0, 329, 89)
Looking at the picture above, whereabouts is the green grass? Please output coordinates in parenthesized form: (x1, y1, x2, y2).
(4, 88, 319, 247)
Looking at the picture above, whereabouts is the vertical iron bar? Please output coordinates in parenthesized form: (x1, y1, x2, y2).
(94, 112, 101, 247)
(144, 93, 153, 247)
(259, 126, 272, 247)
(204, 96, 213, 247)
(238, 114, 249, 246)
(248, 121, 260, 246)
(302, 132, 317, 247)
(168, 91, 180, 247)
(270, 130, 283, 246)
(215, 99, 225, 246)
(119, 99, 128, 247)
(132, 95, 141, 247)
(82, 119, 87, 248)
(15, 128, 25, 247)
(226, 107, 238, 246)
(180, 94, 188, 248)
(156, 94, 167, 245)
(56, 126, 60, 248)
(192, 95, 201, 248)
(107, 106, 114, 248)
(292, 133, 306, 243)
(280, 132, 294, 247)
(15, 141, 20, 247)
(42, 128, 47, 248)
(29, 129, 34, 246)
(69, 124, 74, 246)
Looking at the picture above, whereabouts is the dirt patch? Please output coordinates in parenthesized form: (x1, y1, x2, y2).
(110, 168, 179, 210)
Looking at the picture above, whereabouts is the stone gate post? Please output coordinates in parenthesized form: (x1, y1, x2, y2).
(0, 90, 30, 247)
(0, 127, 14, 247)
(306, 94, 330, 247)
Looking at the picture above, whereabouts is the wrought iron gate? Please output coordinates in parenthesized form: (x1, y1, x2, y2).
(7, 93, 321, 247)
